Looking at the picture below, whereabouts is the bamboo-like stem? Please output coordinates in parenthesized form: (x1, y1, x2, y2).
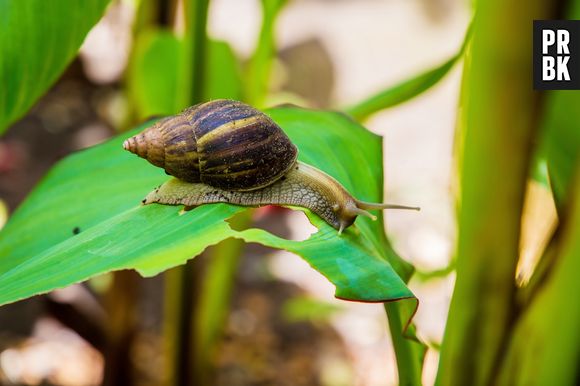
(435, 1, 552, 385)
(245, 0, 286, 107)
(193, 212, 253, 383)
(163, 1, 210, 385)
(103, 271, 139, 386)
(385, 302, 425, 386)
(163, 264, 197, 385)
(186, 0, 210, 105)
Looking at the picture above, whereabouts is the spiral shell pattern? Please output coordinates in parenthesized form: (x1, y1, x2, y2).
(123, 100, 298, 191)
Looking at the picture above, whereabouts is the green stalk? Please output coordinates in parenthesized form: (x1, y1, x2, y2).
(163, 264, 197, 385)
(184, 0, 210, 105)
(163, 0, 210, 385)
(103, 271, 139, 386)
(497, 2, 580, 383)
(193, 211, 253, 384)
(384, 301, 424, 386)
(435, 1, 552, 385)
(190, 1, 287, 380)
(371, 219, 425, 385)
(245, 0, 286, 107)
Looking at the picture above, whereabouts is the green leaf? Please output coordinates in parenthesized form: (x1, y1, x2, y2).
(282, 297, 344, 323)
(344, 55, 459, 122)
(344, 23, 471, 122)
(0, 106, 415, 307)
(0, 0, 111, 133)
(127, 29, 185, 118)
(127, 28, 242, 119)
(204, 40, 243, 101)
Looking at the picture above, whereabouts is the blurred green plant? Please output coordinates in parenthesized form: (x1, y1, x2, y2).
(345, 52, 462, 122)
(127, 30, 242, 119)
(345, 24, 472, 123)
(245, 0, 287, 107)
(0, 0, 111, 133)
(282, 297, 344, 323)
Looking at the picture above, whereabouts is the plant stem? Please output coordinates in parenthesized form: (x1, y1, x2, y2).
(435, 1, 552, 385)
(185, 0, 210, 105)
(163, 264, 197, 385)
(385, 301, 424, 386)
(163, 1, 210, 385)
(103, 271, 139, 386)
(245, 0, 286, 107)
(193, 211, 253, 383)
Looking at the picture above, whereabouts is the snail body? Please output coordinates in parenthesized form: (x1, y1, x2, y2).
(125, 100, 419, 233)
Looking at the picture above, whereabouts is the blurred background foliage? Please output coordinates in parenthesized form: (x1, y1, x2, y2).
(0, 0, 579, 385)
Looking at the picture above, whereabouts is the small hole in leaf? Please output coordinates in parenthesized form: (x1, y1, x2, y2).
(226, 210, 253, 231)
(251, 206, 317, 241)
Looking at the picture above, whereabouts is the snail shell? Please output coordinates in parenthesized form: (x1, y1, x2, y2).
(123, 100, 298, 191)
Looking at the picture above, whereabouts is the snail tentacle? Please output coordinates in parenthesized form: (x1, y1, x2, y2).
(356, 201, 420, 211)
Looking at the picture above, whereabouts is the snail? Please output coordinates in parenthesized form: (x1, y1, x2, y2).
(123, 99, 419, 233)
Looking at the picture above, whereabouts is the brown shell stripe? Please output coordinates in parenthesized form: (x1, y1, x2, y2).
(162, 120, 199, 163)
(189, 100, 257, 138)
(202, 158, 256, 174)
(195, 115, 262, 145)
(199, 128, 286, 175)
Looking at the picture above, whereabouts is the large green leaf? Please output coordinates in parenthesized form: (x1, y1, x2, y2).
(0, 106, 415, 307)
(0, 0, 110, 133)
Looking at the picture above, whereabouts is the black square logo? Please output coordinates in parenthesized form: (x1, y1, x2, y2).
(534, 20, 580, 90)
